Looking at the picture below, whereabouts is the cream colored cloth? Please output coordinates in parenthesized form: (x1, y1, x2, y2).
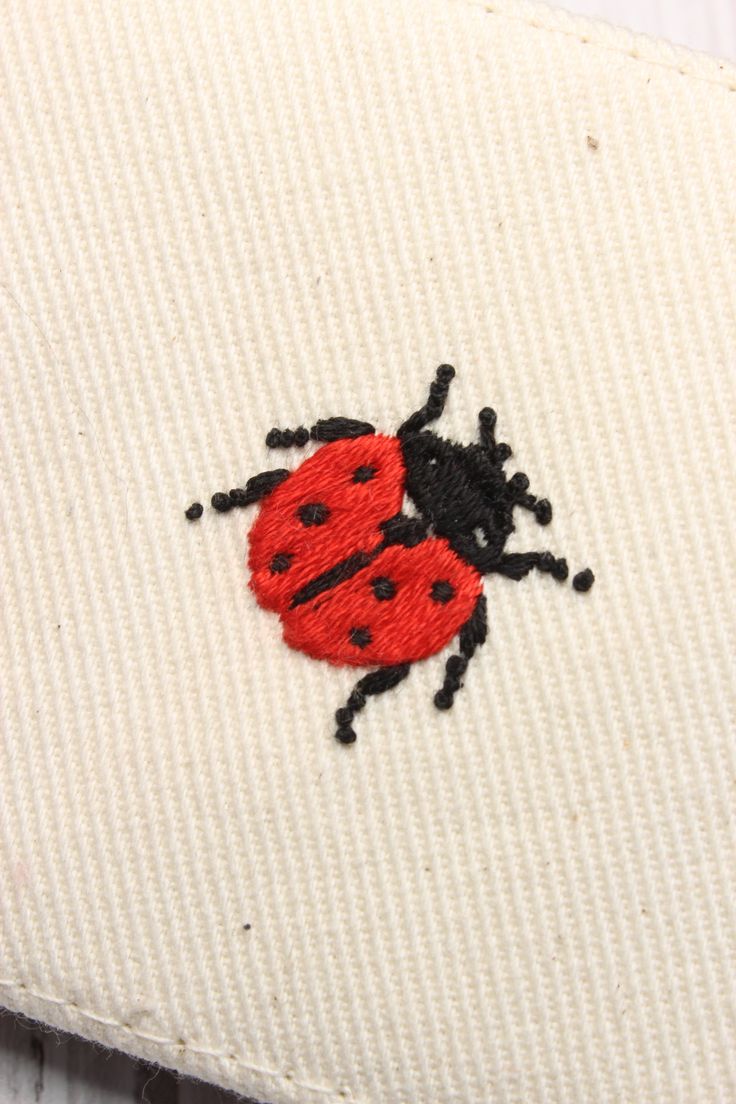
(2, 1, 735, 1101)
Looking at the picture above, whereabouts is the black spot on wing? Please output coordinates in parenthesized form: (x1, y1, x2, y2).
(297, 502, 331, 526)
(352, 465, 377, 483)
(269, 553, 293, 574)
(371, 576, 396, 601)
(349, 626, 372, 649)
(430, 580, 455, 604)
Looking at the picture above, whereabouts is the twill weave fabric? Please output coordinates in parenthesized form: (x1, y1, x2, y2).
(1, 1, 735, 1101)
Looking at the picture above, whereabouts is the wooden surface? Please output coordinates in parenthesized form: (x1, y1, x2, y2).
(2, 1, 734, 1101)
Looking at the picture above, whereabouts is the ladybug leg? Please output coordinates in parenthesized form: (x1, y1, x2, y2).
(266, 418, 374, 448)
(204, 468, 290, 514)
(434, 594, 487, 711)
(310, 417, 375, 442)
(454, 546, 568, 583)
(492, 551, 569, 583)
(397, 364, 456, 437)
(493, 551, 595, 593)
(334, 664, 411, 744)
(265, 425, 311, 449)
(462, 547, 591, 589)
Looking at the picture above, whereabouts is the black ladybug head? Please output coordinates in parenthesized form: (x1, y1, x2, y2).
(398, 390, 555, 567)
(401, 430, 514, 550)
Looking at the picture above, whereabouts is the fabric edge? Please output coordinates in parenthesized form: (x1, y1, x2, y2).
(461, 0, 736, 88)
(0, 981, 347, 1104)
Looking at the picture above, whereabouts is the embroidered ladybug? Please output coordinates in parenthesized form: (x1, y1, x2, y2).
(187, 366, 594, 743)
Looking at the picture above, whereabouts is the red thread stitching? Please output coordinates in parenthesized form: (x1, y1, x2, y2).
(284, 538, 483, 666)
(248, 435, 405, 613)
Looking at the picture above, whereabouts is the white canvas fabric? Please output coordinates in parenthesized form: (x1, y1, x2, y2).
(2, 1, 736, 1101)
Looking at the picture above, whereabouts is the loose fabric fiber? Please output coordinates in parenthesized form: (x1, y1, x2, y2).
(1, 1, 736, 1101)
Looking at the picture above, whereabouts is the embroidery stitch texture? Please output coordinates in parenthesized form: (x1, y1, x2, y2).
(186, 366, 594, 743)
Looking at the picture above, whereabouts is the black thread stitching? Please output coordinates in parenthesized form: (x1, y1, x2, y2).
(371, 576, 397, 601)
(349, 626, 372, 649)
(297, 502, 331, 527)
(430, 580, 455, 604)
(269, 553, 293, 575)
(352, 465, 377, 483)
(290, 550, 375, 609)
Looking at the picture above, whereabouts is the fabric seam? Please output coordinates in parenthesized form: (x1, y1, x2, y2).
(459, 0, 736, 93)
(0, 978, 353, 1102)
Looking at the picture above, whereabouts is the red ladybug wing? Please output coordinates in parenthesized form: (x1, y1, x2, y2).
(248, 435, 405, 612)
(282, 538, 483, 666)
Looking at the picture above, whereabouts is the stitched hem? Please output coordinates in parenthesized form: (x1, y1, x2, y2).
(459, 0, 736, 92)
(0, 979, 353, 1104)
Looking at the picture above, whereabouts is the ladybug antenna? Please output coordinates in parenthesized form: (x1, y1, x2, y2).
(184, 468, 290, 521)
(397, 364, 456, 438)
